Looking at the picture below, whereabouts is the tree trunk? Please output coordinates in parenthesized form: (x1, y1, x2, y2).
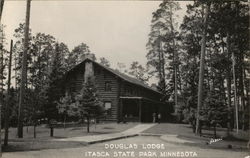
(63, 114, 66, 130)
(0, 24, 4, 158)
(248, 77, 250, 148)
(87, 116, 90, 133)
(225, 33, 232, 136)
(232, 1, 241, 134)
(17, 0, 31, 138)
(169, 4, 178, 115)
(247, 74, 250, 148)
(232, 51, 239, 133)
(247, 0, 250, 146)
(214, 124, 217, 139)
(159, 41, 166, 93)
(0, 9, 4, 135)
(161, 46, 166, 91)
(33, 124, 36, 138)
(4, 39, 13, 146)
(196, 3, 210, 134)
(158, 46, 162, 85)
(0, 31, 4, 157)
(239, 53, 246, 130)
(94, 118, 97, 130)
(0, 0, 4, 22)
(244, 70, 250, 131)
(50, 127, 54, 137)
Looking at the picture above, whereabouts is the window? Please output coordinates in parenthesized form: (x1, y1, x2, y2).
(104, 102, 111, 110)
(104, 102, 112, 115)
(105, 81, 111, 91)
(95, 67, 101, 75)
(125, 86, 132, 95)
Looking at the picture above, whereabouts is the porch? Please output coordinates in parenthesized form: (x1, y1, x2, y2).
(118, 96, 168, 123)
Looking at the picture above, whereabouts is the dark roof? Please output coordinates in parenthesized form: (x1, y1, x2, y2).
(67, 57, 162, 94)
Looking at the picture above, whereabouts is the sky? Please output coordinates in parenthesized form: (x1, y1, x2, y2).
(2, 0, 190, 82)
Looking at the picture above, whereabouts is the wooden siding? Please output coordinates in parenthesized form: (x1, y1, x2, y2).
(65, 67, 85, 96)
(62, 63, 120, 121)
(94, 65, 119, 121)
(59, 60, 163, 122)
(121, 82, 161, 101)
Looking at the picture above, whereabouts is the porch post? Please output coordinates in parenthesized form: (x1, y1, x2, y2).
(139, 99, 142, 122)
(119, 99, 123, 122)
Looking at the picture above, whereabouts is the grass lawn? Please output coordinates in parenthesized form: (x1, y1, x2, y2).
(2, 122, 138, 152)
(143, 123, 249, 151)
(144, 123, 249, 140)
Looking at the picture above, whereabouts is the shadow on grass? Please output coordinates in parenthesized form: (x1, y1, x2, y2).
(102, 127, 115, 129)
(76, 131, 114, 137)
(70, 127, 84, 131)
(2, 140, 87, 152)
(223, 135, 248, 142)
(176, 135, 248, 152)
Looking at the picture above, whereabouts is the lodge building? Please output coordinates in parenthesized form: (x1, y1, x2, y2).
(57, 56, 171, 122)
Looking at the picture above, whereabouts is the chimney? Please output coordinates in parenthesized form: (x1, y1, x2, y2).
(84, 58, 94, 83)
(84, 53, 95, 61)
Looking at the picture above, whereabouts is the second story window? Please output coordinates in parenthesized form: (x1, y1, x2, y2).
(105, 81, 111, 91)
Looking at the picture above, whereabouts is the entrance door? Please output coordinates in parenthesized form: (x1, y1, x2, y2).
(122, 99, 139, 122)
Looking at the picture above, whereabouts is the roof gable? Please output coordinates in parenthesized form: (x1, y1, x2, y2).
(66, 57, 162, 94)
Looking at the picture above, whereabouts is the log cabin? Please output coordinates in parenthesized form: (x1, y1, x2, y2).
(56, 56, 172, 123)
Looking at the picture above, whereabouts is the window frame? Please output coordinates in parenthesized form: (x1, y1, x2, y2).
(103, 101, 112, 116)
(104, 81, 112, 91)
